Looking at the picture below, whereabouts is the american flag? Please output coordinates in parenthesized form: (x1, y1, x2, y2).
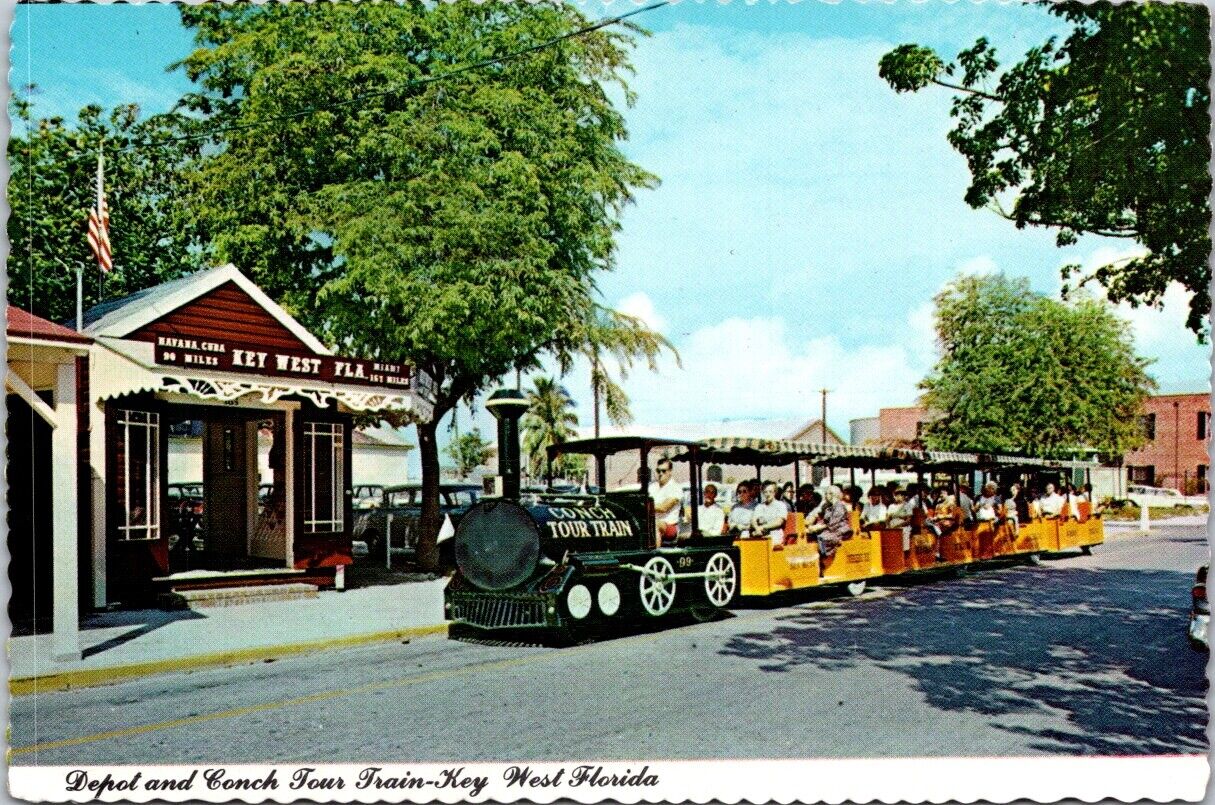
(86, 151, 112, 273)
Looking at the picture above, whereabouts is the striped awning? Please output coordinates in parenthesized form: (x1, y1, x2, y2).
(687, 436, 1105, 472)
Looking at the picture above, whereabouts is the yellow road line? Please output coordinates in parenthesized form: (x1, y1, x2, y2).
(10, 624, 450, 697)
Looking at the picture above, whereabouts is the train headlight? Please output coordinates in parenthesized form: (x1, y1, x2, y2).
(567, 584, 592, 620)
(597, 582, 621, 616)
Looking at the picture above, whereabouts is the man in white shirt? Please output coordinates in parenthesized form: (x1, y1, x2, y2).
(697, 483, 726, 537)
(752, 480, 790, 545)
(648, 458, 682, 544)
(1038, 482, 1065, 518)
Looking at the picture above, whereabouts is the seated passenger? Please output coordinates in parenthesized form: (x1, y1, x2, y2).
(886, 487, 914, 551)
(860, 487, 888, 530)
(648, 458, 683, 544)
(698, 483, 726, 536)
(932, 493, 962, 532)
(807, 485, 852, 563)
(796, 484, 822, 516)
(781, 482, 796, 510)
(957, 484, 976, 525)
(1037, 482, 1065, 518)
(752, 480, 790, 546)
(846, 485, 865, 513)
(975, 482, 1001, 523)
(728, 481, 757, 536)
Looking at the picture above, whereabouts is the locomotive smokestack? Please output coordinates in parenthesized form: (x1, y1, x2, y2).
(486, 387, 529, 499)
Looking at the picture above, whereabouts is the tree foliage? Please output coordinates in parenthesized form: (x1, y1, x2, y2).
(919, 273, 1156, 459)
(444, 428, 495, 479)
(521, 376, 580, 478)
(7, 99, 205, 322)
(879, 2, 1211, 338)
(175, 1, 654, 568)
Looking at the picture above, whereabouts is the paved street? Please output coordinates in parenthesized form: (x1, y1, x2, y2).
(11, 523, 1208, 765)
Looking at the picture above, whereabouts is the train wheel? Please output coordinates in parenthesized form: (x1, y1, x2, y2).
(846, 580, 867, 597)
(1026, 552, 1043, 566)
(639, 556, 676, 617)
(1081, 545, 1093, 556)
(703, 552, 738, 608)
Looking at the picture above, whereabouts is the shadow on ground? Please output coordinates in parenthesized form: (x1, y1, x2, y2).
(720, 565, 1208, 755)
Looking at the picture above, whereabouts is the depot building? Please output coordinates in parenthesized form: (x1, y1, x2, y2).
(7, 264, 431, 658)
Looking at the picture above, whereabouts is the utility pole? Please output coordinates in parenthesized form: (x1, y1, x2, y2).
(1174, 400, 1181, 491)
(820, 388, 829, 444)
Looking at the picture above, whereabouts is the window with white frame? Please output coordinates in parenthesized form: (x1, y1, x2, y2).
(115, 409, 160, 541)
(303, 421, 345, 533)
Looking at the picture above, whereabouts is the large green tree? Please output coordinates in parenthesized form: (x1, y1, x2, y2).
(919, 273, 1155, 459)
(879, 2, 1211, 337)
(7, 99, 205, 322)
(176, 1, 655, 569)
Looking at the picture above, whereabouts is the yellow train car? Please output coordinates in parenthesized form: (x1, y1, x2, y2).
(690, 437, 1104, 600)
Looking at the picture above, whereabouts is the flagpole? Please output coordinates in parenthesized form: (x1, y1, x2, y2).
(75, 264, 83, 332)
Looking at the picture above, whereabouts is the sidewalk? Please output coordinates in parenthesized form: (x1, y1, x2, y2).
(1104, 513, 1209, 530)
(9, 575, 449, 695)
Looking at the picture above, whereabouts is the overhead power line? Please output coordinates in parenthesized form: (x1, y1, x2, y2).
(115, 0, 670, 153)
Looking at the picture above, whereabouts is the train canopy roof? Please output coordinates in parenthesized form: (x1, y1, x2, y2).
(677, 436, 1104, 471)
(546, 435, 700, 460)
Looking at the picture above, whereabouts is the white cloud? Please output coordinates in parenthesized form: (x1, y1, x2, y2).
(615, 291, 668, 334)
(590, 304, 935, 433)
(957, 255, 998, 277)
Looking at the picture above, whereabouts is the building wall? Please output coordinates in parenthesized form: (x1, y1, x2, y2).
(1123, 393, 1211, 492)
(352, 445, 410, 486)
(878, 406, 930, 445)
(850, 417, 880, 446)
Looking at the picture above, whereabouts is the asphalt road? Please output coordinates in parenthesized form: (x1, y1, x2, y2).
(11, 523, 1209, 765)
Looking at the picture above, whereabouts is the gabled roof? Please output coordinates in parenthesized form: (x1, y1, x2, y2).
(8, 305, 92, 345)
(72, 264, 329, 355)
(785, 417, 845, 445)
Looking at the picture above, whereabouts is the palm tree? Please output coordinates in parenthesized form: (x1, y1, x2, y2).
(521, 377, 580, 478)
(563, 304, 679, 438)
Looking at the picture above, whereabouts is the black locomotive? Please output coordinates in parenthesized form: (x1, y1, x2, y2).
(443, 389, 739, 638)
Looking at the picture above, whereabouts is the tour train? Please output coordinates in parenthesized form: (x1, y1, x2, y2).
(443, 391, 1103, 641)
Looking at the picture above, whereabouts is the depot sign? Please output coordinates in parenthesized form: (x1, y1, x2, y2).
(153, 336, 411, 389)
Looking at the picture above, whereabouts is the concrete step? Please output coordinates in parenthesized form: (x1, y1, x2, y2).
(160, 582, 319, 610)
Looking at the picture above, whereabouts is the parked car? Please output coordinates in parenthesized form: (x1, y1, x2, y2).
(353, 484, 385, 510)
(1190, 565, 1209, 651)
(353, 483, 481, 563)
(1127, 484, 1208, 509)
(166, 482, 205, 552)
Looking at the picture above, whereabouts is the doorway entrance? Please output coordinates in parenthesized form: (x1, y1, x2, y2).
(165, 408, 287, 573)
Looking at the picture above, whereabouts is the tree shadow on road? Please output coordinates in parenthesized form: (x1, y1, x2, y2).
(720, 565, 1208, 755)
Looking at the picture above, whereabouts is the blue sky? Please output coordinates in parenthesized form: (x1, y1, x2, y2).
(10, 2, 1210, 473)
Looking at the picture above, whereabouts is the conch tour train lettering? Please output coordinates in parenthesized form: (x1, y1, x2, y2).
(444, 389, 1106, 644)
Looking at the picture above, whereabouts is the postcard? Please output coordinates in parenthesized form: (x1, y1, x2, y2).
(6, 0, 1210, 802)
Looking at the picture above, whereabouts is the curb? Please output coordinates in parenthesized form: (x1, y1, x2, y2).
(9, 622, 449, 697)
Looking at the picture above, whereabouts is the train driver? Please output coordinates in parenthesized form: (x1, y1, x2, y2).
(1038, 482, 1065, 518)
(728, 481, 757, 536)
(752, 480, 790, 545)
(698, 483, 727, 536)
(649, 458, 682, 543)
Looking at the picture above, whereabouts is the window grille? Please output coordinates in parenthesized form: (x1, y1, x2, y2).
(115, 409, 160, 541)
(303, 422, 345, 533)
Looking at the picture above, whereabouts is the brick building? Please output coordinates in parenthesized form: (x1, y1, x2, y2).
(876, 394, 1211, 494)
(1124, 392, 1211, 493)
(877, 406, 933, 447)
